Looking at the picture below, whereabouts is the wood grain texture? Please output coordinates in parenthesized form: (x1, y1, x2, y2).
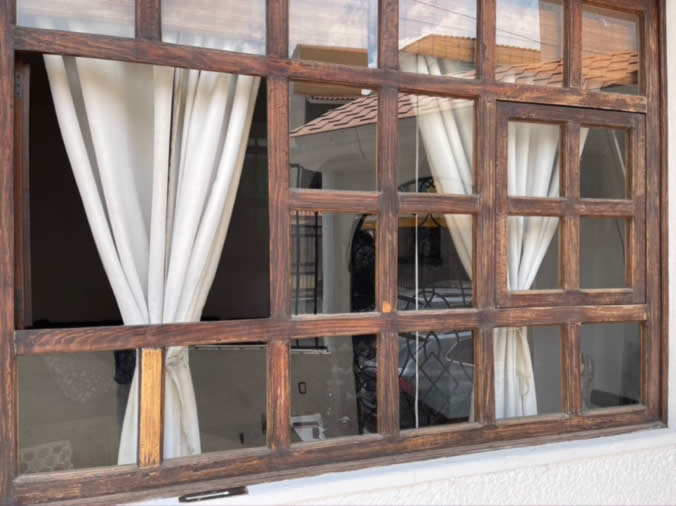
(135, 0, 161, 40)
(399, 193, 478, 215)
(0, 0, 15, 501)
(477, 0, 496, 81)
(12, 26, 649, 113)
(643, 0, 662, 419)
(268, 77, 290, 318)
(14, 412, 659, 504)
(565, 0, 582, 88)
(267, 340, 290, 450)
(138, 348, 165, 467)
(562, 324, 582, 415)
(289, 190, 380, 213)
(266, 0, 288, 58)
(657, 0, 669, 424)
(4, 0, 667, 502)
(13, 59, 30, 330)
(378, 0, 398, 69)
(377, 331, 399, 435)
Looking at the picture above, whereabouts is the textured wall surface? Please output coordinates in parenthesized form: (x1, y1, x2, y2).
(140, 2, 676, 504)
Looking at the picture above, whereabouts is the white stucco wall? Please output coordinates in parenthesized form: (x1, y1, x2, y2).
(141, 3, 676, 504)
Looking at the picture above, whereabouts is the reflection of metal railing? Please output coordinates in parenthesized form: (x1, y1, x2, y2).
(352, 177, 474, 432)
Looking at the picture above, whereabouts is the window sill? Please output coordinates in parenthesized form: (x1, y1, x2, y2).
(135, 425, 676, 505)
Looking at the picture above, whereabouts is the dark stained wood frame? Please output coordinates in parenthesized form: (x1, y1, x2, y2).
(0, 0, 667, 504)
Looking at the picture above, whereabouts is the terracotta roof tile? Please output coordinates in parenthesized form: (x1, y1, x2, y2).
(291, 51, 638, 137)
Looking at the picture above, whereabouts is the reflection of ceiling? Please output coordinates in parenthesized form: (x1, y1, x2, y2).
(291, 50, 638, 137)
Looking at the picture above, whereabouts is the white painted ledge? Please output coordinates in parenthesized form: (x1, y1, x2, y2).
(138, 427, 676, 505)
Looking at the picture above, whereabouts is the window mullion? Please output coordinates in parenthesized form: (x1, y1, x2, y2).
(378, 0, 398, 69)
(135, 0, 161, 41)
(561, 121, 580, 292)
(376, 86, 398, 435)
(478, 0, 496, 81)
(138, 347, 165, 467)
(562, 323, 582, 415)
(266, 0, 288, 59)
(475, 96, 496, 425)
(267, 75, 291, 449)
(565, 0, 583, 88)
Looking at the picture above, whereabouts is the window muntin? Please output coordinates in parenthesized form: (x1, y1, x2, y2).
(3, 0, 663, 503)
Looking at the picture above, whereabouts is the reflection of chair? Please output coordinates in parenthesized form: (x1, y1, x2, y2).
(351, 177, 474, 433)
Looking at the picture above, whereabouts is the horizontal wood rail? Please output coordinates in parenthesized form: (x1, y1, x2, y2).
(14, 304, 648, 355)
(14, 413, 660, 504)
(12, 26, 649, 114)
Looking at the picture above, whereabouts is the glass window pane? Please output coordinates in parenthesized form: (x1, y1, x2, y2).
(497, 0, 564, 87)
(27, 57, 269, 328)
(162, 0, 265, 53)
(580, 127, 628, 200)
(19, 351, 136, 472)
(580, 218, 627, 289)
(17, 0, 134, 37)
(582, 5, 640, 95)
(179, 344, 267, 455)
(581, 323, 640, 410)
(289, 0, 378, 67)
(398, 214, 473, 310)
(290, 83, 377, 191)
(508, 121, 561, 197)
(507, 216, 560, 291)
(494, 326, 562, 420)
(400, 329, 474, 429)
(399, 96, 474, 195)
(399, 0, 477, 79)
(291, 212, 375, 315)
(290, 336, 374, 440)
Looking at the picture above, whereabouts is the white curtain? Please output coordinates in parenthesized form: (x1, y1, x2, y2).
(44, 55, 260, 463)
(401, 53, 590, 419)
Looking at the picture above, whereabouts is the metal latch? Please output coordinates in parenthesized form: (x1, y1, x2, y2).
(179, 486, 248, 503)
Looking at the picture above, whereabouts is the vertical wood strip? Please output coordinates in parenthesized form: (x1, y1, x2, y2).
(475, 327, 495, 424)
(138, 348, 164, 467)
(14, 59, 31, 330)
(630, 116, 646, 303)
(657, 0, 669, 424)
(565, 0, 583, 88)
(267, 0, 289, 58)
(0, 0, 16, 500)
(376, 86, 399, 435)
(266, 340, 290, 449)
(135, 0, 161, 40)
(478, 0, 496, 81)
(267, 76, 291, 449)
(642, 1, 661, 419)
(378, 0, 398, 69)
(561, 122, 580, 291)
(377, 331, 399, 435)
(475, 97, 496, 424)
(562, 323, 582, 415)
(376, 86, 398, 314)
(493, 103, 508, 306)
(268, 77, 290, 319)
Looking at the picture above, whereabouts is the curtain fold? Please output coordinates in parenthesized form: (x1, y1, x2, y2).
(401, 53, 589, 419)
(44, 54, 260, 463)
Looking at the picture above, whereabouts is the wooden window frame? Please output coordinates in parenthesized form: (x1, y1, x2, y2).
(0, 0, 668, 503)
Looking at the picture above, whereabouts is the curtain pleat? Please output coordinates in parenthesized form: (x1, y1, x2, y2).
(44, 53, 260, 464)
